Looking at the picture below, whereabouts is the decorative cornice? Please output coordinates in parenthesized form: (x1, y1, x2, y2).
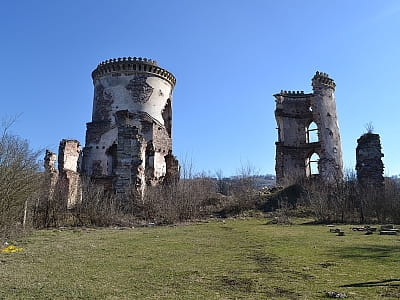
(92, 57, 176, 87)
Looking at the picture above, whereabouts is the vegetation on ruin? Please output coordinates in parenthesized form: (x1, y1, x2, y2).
(1, 218, 400, 299)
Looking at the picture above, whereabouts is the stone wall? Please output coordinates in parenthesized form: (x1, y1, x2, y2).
(44, 140, 82, 209)
(43, 150, 58, 200)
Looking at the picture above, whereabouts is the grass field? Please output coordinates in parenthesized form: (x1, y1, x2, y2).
(1, 218, 399, 299)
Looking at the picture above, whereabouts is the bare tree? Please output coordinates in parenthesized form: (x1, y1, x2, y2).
(215, 169, 229, 195)
(0, 118, 41, 240)
(364, 121, 374, 134)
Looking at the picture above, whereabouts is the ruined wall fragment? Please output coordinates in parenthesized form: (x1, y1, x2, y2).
(274, 72, 343, 186)
(43, 150, 58, 200)
(58, 139, 82, 208)
(356, 133, 384, 186)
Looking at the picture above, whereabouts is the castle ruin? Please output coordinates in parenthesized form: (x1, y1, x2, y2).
(274, 72, 343, 186)
(44, 140, 81, 208)
(46, 57, 179, 205)
(80, 57, 179, 195)
(356, 132, 384, 186)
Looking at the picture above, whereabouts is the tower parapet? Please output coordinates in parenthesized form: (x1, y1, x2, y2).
(312, 71, 336, 90)
(92, 57, 176, 87)
(275, 90, 307, 97)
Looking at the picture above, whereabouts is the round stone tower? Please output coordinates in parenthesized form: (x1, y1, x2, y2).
(82, 57, 179, 194)
(311, 72, 343, 181)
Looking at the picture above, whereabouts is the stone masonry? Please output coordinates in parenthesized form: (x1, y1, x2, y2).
(43, 149, 58, 201)
(356, 133, 384, 186)
(44, 140, 81, 208)
(45, 57, 179, 207)
(81, 57, 179, 195)
(274, 72, 343, 186)
(58, 139, 81, 208)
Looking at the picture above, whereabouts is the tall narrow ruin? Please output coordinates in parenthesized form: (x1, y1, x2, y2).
(80, 57, 179, 194)
(58, 139, 81, 207)
(356, 133, 384, 186)
(44, 140, 81, 208)
(274, 72, 343, 185)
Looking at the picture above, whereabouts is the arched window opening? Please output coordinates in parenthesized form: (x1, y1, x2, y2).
(306, 153, 320, 176)
(306, 121, 318, 143)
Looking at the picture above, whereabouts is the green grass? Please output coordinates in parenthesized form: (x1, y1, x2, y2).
(1, 218, 400, 299)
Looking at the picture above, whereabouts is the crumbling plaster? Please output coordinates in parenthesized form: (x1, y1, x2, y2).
(81, 57, 179, 194)
(45, 57, 179, 205)
(92, 75, 172, 125)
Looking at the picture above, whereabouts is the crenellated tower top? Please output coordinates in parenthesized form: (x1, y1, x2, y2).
(92, 57, 176, 87)
(274, 90, 308, 98)
(312, 71, 336, 90)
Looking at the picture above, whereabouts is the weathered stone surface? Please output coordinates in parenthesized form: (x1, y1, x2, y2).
(58, 139, 81, 173)
(125, 74, 154, 103)
(43, 150, 58, 200)
(58, 140, 81, 208)
(81, 57, 179, 196)
(164, 152, 180, 184)
(92, 83, 113, 122)
(274, 72, 343, 186)
(356, 133, 384, 186)
(44, 150, 57, 173)
(44, 140, 82, 209)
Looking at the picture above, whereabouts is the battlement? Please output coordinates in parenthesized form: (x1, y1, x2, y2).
(312, 71, 335, 89)
(281, 90, 305, 95)
(92, 57, 176, 87)
(98, 57, 158, 66)
(274, 90, 310, 98)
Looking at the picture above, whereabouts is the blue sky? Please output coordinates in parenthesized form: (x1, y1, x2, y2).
(1, 1, 400, 176)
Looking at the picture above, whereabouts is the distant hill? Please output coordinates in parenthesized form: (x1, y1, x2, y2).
(251, 175, 276, 189)
(217, 174, 276, 189)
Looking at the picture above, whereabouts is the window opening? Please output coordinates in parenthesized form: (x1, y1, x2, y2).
(307, 153, 320, 176)
(306, 121, 318, 143)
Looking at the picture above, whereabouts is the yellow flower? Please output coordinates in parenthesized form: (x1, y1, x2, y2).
(1, 245, 23, 253)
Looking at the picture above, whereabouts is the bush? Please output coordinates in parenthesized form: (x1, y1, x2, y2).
(296, 174, 400, 224)
(138, 174, 218, 224)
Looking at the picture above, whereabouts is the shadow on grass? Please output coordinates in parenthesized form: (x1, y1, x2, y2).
(248, 250, 277, 273)
(340, 278, 400, 288)
(298, 220, 349, 225)
(337, 245, 400, 261)
(216, 275, 301, 299)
